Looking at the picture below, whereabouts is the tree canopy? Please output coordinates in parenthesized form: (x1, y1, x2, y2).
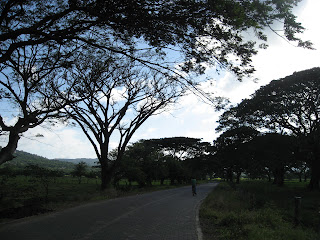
(144, 137, 210, 160)
(237, 68, 320, 135)
(213, 126, 259, 182)
(248, 133, 296, 186)
(117, 137, 212, 187)
(216, 67, 320, 189)
(1, 0, 312, 78)
(0, 43, 79, 165)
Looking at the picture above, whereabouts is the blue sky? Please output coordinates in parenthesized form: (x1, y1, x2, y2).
(1, 0, 320, 159)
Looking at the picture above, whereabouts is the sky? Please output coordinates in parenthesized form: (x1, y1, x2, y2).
(2, 0, 320, 159)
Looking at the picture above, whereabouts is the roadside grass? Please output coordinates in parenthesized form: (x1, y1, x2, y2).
(200, 181, 319, 240)
(0, 175, 190, 222)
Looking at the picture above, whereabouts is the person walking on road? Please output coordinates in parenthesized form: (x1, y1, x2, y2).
(191, 178, 197, 196)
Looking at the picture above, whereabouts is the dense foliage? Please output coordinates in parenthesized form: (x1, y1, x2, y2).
(0, 0, 312, 76)
(213, 126, 260, 183)
(215, 68, 320, 189)
(113, 137, 213, 188)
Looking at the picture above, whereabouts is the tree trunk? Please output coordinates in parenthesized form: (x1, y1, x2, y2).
(272, 167, 284, 186)
(236, 171, 241, 184)
(0, 130, 20, 165)
(170, 178, 175, 185)
(304, 173, 308, 182)
(100, 156, 114, 191)
(308, 156, 320, 190)
(146, 177, 152, 186)
(227, 168, 233, 182)
(100, 167, 113, 190)
(267, 173, 272, 182)
(298, 173, 302, 182)
(160, 178, 165, 185)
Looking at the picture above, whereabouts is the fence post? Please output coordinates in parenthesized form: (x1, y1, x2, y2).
(318, 207, 320, 235)
(318, 209, 320, 234)
(294, 196, 302, 227)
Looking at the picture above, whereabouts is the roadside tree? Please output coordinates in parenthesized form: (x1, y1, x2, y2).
(72, 161, 88, 184)
(145, 137, 212, 182)
(0, 45, 77, 165)
(213, 126, 259, 183)
(248, 134, 295, 186)
(219, 68, 320, 189)
(120, 140, 161, 187)
(62, 51, 184, 190)
(118, 137, 211, 186)
(145, 137, 210, 161)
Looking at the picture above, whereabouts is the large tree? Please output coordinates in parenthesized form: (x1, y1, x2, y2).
(213, 126, 259, 182)
(62, 50, 184, 189)
(145, 137, 212, 181)
(118, 140, 166, 187)
(127, 137, 212, 184)
(145, 137, 211, 160)
(248, 133, 296, 186)
(0, 44, 77, 165)
(219, 68, 320, 190)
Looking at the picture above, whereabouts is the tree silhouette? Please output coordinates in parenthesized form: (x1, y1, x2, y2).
(1, 0, 312, 77)
(218, 68, 320, 189)
(119, 141, 161, 187)
(248, 134, 295, 186)
(213, 126, 259, 183)
(0, 45, 78, 165)
(72, 162, 88, 184)
(62, 51, 184, 190)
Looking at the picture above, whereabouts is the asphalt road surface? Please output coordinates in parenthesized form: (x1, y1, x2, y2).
(0, 183, 218, 240)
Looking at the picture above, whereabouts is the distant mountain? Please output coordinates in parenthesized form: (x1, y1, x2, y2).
(1, 150, 76, 172)
(55, 158, 99, 166)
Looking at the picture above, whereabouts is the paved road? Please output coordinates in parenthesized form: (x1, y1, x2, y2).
(0, 183, 218, 240)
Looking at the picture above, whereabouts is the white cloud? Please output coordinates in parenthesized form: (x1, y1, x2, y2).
(99, 87, 127, 105)
(252, 0, 320, 81)
(1, 116, 19, 126)
(131, 127, 158, 141)
(14, 123, 96, 159)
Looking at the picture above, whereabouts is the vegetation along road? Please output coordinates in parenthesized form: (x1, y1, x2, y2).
(0, 183, 218, 240)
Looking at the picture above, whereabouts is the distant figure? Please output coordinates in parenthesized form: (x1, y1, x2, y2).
(191, 178, 197, 196)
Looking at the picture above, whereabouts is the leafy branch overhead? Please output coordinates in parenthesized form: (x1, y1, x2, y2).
(0, 0, 312, 79)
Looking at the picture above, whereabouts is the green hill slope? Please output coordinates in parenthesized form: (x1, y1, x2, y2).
(55, 158, 99, 166)
(1, 150, 76, 172)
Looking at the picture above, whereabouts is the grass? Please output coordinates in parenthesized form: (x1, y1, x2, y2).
(199, 180, 320, 240)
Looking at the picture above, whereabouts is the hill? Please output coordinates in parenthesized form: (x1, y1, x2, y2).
(1, 150, 76, 172)
(55, 158, 99, 166)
